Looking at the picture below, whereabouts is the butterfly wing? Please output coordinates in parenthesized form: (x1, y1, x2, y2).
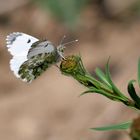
(18, 41, 58, 83)
(6, 32, 39, 79)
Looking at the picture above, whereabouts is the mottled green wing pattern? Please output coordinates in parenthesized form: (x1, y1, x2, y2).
(18, 52, 58, 82)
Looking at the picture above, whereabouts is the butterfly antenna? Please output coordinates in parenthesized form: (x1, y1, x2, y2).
(57, 36, 78, 60)
(62, 39, 78, 46)
(60, 35, 66, 45)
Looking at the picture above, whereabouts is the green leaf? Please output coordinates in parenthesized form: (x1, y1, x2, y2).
(105, 59, 129, 101)
(78, 54, 87, 73)
(95, 68, 112, 89)
(80, 88, 125, 101)
(75, 74, 101, 89)
(127, 80, 140, 109)
(91, 121, 132, 131)
(138, 58, 140, 87)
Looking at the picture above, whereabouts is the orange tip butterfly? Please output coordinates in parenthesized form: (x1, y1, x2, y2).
(6, 32, 78, 83)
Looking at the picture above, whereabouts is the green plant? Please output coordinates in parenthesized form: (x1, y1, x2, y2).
(60, 55, 140, 139)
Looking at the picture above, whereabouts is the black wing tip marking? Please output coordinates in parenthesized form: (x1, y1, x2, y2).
(6, 32, 22, 46)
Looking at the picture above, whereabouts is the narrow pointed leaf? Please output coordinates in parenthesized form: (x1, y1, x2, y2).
(91, 121, 132, 131)
(127, 80, 140, 109)
(105, 59, 128, 100)
(95, 68, 112, 89)
(75, 74, 101, 89)
(80, 88, 125, 101)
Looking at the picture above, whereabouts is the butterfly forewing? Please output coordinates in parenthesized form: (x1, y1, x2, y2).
(6, 32, 39, 80)
(6, 32, 39, 56)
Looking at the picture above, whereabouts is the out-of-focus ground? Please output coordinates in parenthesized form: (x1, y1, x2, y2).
(0, 0, 140, 140)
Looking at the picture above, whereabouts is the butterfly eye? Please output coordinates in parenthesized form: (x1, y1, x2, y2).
(27, 39, 31, 43)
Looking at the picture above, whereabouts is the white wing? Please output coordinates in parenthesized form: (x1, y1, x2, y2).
(6, 32, 39, 56)
(10, 56, 27, 78)
(6, 32, 39, 79)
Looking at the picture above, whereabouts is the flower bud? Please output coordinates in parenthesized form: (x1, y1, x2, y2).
(60, 55, 96, 87)
(60, 55, 86, 76)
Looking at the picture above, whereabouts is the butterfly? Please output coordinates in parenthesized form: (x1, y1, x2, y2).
(6, 32, 78, 83)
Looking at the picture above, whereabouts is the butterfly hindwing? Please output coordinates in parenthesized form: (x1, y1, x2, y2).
(18, 51, 58, 82)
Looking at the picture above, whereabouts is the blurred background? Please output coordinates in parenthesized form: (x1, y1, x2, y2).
(0, 0, 140, 139)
